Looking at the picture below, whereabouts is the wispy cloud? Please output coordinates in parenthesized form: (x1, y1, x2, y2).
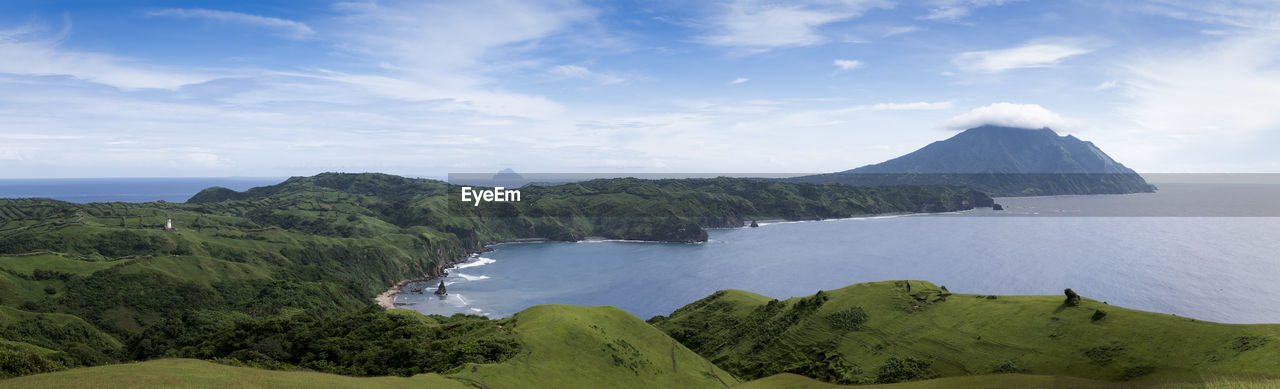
(883, 25, 919, 36)
(1119, 34, 1280, 136)
(728, 77, 750, 85)
(316, 1, 602, 118)
(923, 0, 1024, 21)
(855, 101, 952, 111)
(833, 59, 863, 71)
(698, 0, 892, 53)
(953, 39, 1093, 72)
(0, 21, 215, 89)
(1137, 0, 1280, 31)
(549, 65, 625, 85)
(146, 8, 315, 39)
(941, 102, 1085, 131)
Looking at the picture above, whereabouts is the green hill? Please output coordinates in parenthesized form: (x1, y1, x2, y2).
(650, 281, 1280, 385)
(1, 304, 734, 389)
(4, 284, 1279, 388)
(0, 173, 990, 379)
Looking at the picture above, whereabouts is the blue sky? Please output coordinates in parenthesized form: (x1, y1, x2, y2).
(1, 0, 1278, 177)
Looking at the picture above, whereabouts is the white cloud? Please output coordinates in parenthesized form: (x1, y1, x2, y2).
(321, 0, 592, 117)
(941, 102, 1084, 131)
(548, 65, 625, 85)
(1137, 0, 1280, 31)
(883, 25, 919, 36)
(699, 0, 892, 52)
(146, 9, 315, 39)
(0, 22, 215, 89)
(1118, 33, 1280, 137)
(855, 101, 952, 111)
(1095, 80, 1118, 91)
(728, 77, 750, 85)
(953, 40, 1093, 72)
(923, 0, 1024, 21)
(833, 59, 863, 71)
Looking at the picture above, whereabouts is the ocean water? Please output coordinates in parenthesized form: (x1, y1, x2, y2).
(396, 183, 1280, 324)
(0, 178, 283, 203)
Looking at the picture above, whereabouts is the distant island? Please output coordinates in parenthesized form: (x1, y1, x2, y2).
(788, 125, 1156, 196)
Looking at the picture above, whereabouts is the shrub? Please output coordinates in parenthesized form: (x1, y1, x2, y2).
(1121, 364, 1155, 380)
(1064, 289, 1081, 306)
(992, 359, 1025, 373)
(0, 349, 65, 379)
(827, 307, 869, 331)
(1231, 336, 1269, 352)
(1084, 345, 1125, 366)
(1092, 309, 1107, 321)
(875, 357, 936, 384)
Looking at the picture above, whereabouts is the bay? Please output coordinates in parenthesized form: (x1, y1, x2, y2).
(396, 183, 1280, 324)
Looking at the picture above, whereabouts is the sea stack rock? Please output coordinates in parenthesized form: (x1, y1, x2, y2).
(992, 203, 1004, 211)
(749, 220, 759, 228)
(434, 281, 447, 296)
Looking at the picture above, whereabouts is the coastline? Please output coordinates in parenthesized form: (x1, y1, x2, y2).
(372, 238, 551, 308)
(375, 279, 411, 309)
(373, 207, 998, 307)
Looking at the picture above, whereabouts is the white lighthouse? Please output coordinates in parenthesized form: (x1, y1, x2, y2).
(165, 217, 173, 231)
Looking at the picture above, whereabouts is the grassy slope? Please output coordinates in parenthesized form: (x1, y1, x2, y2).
(653, 281, 1280, 384)
(3, 287, 1279, 388)
(740, 372, 1280, 389)
(1, 305, 736, 389)
(0, 359, 469, 389)
(449, 304, 738, 388)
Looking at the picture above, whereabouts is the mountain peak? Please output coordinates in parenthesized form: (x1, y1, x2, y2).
(787, 125, 1156, 196)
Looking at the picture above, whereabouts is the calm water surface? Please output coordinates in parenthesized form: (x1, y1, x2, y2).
(397, 183, 1280, 324)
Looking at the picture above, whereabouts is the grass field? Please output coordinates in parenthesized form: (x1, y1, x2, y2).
(652, 280, 1280, 384)
(0, 359, 469, 389)
(448, 304, 739, 388)
(739, 372, 1280, 389)
(1, 304, 738, 389)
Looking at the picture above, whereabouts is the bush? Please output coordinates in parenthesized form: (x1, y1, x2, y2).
(992, 359, 1025, 373)
(1231, 336, 1269, 352)
(1064, 289, 1081, 306)
(0, 349, 65, 379)
(875, 357, 936, 384)
(827, 307, 869, 331)
(1091, 309, 1107, 321)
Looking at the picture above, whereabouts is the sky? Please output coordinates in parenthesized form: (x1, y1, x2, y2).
(1, 0, 1278, 178)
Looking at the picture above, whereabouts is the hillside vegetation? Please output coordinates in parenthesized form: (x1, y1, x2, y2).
(0, 173, 989, 379)
(4, 282, 1278, 388)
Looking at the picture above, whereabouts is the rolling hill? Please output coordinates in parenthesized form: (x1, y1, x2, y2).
(650, 281, 1279, 384)
(4, 281, 1278, 388)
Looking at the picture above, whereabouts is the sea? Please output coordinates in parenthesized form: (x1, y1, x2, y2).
(3, 179, 1277, 324)
(0, 177, 284, 203)
(395, 183, 1280, 324)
